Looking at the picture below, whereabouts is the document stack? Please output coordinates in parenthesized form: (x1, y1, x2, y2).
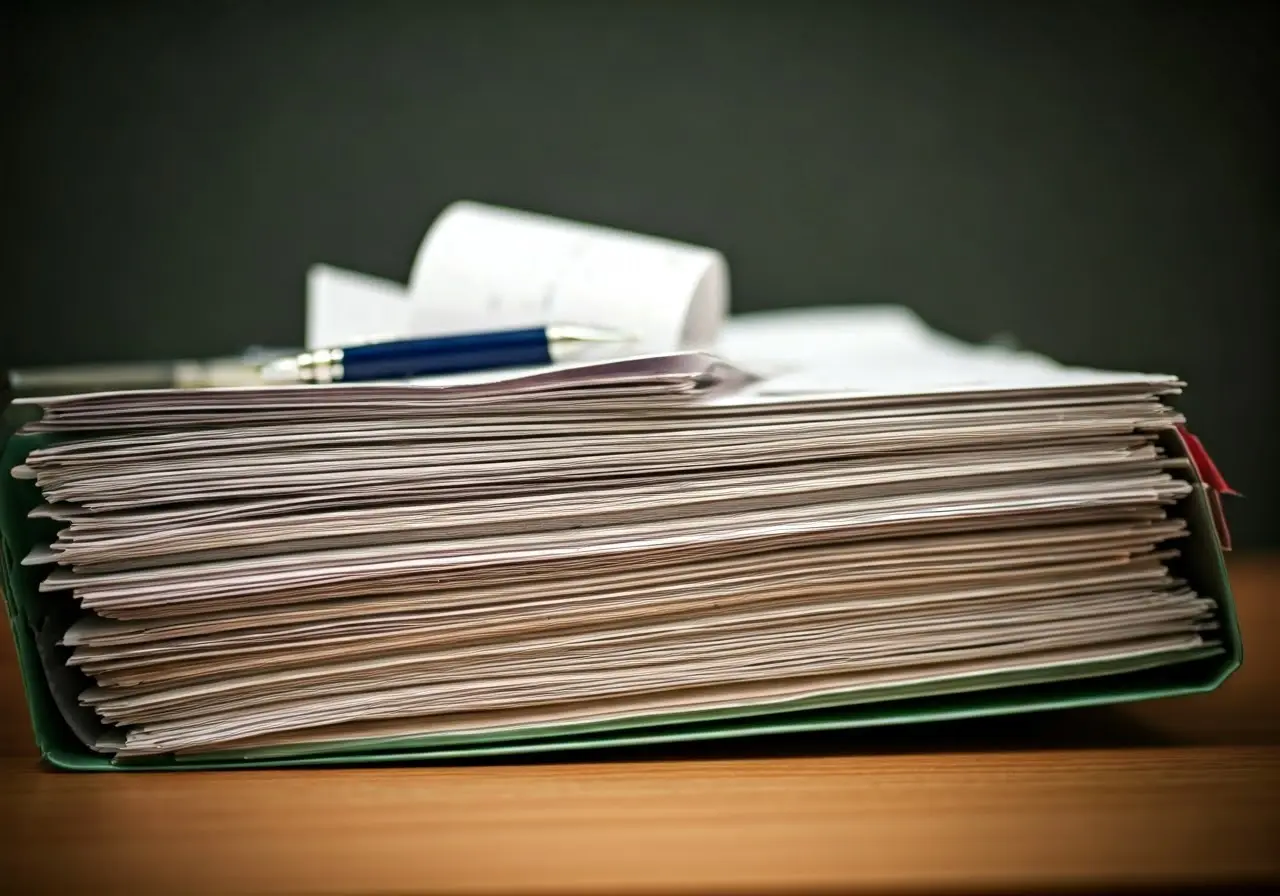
(0, 313, 1239, 769)
(0, 203, 1240, 769)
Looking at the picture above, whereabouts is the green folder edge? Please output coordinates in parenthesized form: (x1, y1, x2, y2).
(0, 421, 1242, 772)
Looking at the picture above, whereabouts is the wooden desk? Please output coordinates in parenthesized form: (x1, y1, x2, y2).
(2, 557, 1277, 895)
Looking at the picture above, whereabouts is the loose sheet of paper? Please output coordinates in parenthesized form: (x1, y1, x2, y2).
(307, 200, 728, 355)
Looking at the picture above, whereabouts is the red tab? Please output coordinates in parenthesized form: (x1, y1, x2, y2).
(1174, 424, 1236, 551)
(1175, 424, 1240, 496)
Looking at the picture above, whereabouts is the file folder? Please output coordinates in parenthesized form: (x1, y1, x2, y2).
(0, 347, 1241, 771)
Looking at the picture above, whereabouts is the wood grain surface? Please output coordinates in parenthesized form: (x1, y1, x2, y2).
(3, 556, 1278, 895)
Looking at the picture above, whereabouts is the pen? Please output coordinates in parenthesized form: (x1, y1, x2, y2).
(260, 324, 633, 384)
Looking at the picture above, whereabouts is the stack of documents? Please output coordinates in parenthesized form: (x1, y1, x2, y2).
(1, 319, 1237, 764)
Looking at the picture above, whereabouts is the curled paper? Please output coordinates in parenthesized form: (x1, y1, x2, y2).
(306, 201, 730, 355)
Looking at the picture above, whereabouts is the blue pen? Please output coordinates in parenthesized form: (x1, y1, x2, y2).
(260, 324, 631, 384)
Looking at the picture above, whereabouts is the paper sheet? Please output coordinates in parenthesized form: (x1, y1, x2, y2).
(307, 200, 729, 354)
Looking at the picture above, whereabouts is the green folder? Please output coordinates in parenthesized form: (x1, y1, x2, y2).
(0, 423, 1241, 771)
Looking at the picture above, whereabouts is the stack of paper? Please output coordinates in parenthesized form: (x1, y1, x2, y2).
(8, 330, 1227, 761)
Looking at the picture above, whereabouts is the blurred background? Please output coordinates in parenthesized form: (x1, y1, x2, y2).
(3, 0, 1276, 546)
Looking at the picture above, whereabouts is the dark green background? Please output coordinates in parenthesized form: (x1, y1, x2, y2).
(3, 1, 1276, 546)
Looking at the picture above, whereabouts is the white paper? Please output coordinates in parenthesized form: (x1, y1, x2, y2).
(306, 200, 729, 355)
(304, 266, 413, 350)
(715, 305, 963, 375)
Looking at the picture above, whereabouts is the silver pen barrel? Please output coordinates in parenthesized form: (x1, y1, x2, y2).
(4, 349, 295, 395)
(6, 361, 182, 393)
